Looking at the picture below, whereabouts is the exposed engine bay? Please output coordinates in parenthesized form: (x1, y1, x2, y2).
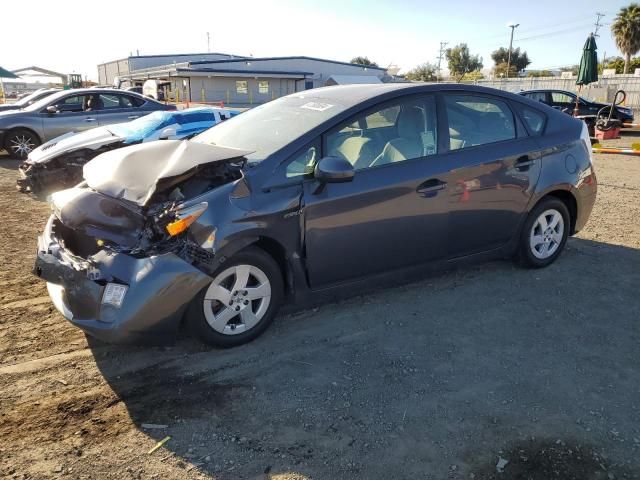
(17, 142, 126, 194)
(48, 140, 251, 275)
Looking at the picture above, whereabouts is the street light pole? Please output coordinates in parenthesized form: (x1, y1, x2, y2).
(507, 23, 520, 78)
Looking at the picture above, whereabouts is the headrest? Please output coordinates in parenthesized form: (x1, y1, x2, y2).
(397, 107, 423, 139)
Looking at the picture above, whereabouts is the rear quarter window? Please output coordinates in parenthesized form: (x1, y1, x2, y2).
(518, 106, 546, 135)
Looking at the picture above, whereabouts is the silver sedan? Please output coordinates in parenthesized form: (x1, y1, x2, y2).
(0, 88, 176, 159)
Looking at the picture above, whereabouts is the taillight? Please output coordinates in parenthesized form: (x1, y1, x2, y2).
(580, 122, 593, 164)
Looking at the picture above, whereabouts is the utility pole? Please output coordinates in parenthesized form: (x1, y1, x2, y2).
(207, 32, 211, 53)
(507, 23, 520, 79)
(594, 12, 605, 37)
(436, 41, 448, 82)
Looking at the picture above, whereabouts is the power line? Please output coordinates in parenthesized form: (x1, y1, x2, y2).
(478, 16, 595, 41)
(515, 24, 593, 42)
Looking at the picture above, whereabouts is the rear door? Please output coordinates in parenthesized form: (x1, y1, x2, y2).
(302, 94, 451, 288)
(440, 93, 542, 258)
(96, 93, 144, 127)
(39, 94, 99, 141)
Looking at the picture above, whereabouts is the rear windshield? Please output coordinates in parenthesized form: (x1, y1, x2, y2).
(193, 94, 349, 163)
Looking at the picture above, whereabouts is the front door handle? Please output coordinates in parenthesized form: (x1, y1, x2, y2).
(85, 117, 96, 122)
(417, 179, 447, 197)
(127, 115, 139, 119)
(515, 155, 535, 170)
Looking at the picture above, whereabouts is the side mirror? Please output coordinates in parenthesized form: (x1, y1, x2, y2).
(314, 156, 355, 184)
(158, 127, 176, 140)
(46, 105, 59, 114)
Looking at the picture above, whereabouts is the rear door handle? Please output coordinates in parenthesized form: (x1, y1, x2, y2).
(127, 115, 139, 119)
(85, 118, 96, 122)
(515, 155, 535, 170)
(417, 179, 447, 197)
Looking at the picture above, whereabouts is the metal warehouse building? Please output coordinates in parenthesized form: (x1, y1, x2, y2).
(98, 53, 387, 106)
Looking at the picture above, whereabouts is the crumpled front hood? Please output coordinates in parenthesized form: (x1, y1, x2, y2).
(27, 127, 122, 164)
(83, 140, 252, 207)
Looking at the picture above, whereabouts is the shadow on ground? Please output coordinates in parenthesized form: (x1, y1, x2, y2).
(87, 237, 640, 479)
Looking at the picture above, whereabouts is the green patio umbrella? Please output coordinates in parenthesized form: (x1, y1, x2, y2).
(0, 66, 19, 104)
(0, 66, 18, 79)
(574, 34, 598, 115)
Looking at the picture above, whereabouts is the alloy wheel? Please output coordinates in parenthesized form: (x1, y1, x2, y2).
(9, 133, 37, 158)
(529, 209, 564, 259)
(203, 264, 272, 335)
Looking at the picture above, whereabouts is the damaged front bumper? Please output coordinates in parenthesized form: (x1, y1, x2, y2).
(34, 215, 213, 343)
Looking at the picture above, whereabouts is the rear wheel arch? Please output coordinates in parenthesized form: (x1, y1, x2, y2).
(542, 190, 577, 234)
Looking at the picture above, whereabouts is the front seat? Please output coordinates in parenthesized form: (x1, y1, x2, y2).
(370, 107, 424, 167)
(331, 136, 378, 170)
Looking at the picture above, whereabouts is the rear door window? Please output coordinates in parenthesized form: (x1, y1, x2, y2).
(100, 94, 122, 109)
(444, 94, 516, 150)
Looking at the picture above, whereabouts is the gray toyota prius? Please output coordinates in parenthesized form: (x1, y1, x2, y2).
(34, 83, 597, 347)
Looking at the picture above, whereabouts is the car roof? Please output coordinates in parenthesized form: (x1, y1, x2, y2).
(292, 83, 531, 108)
(520, 89, 573, 94)
(43, 88, 150, 103)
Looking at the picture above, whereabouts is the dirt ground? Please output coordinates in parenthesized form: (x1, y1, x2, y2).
(0, 133, 639, 480)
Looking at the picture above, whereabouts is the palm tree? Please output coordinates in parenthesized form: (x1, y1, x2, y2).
(612, 3, 640, 74)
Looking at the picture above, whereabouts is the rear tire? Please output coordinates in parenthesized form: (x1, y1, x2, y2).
(4, 128, 40, 160)
(517, 197, 570, 268)
(186, 247, 284, 348)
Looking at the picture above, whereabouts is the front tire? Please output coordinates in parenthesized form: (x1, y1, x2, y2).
(517, 198, 570, 268)
(186, 247, 284, 347)
(4, 128, 40, 160)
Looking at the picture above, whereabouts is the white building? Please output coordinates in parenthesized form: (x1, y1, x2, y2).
(2, 66, 68, 95)
(98, 53, 388, 106)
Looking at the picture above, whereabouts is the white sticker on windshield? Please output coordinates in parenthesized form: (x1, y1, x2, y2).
(300, 102, 334, 112)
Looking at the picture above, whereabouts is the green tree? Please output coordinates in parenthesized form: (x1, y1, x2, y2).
(405, 63, 437, 81)
(445, 43, 483, 82)
(601, 55, 640, 73)
(612, 3, 640, 73)
(491, 47, 531, 73)
(350, 56, 378, 67)
(494, 62, 518, 78)
(526, 70, 552, 77)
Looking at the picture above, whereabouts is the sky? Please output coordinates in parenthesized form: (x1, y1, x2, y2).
(0, 0, 630, 81)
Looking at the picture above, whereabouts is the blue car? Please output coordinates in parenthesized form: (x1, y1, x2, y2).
(17, 107, 241, 194)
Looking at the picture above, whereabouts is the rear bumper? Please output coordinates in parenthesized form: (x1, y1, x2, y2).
(573, 168, 597, 234)
(34, 215, 212, 344)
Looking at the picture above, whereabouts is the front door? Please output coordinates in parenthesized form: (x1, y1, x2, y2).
(302, 94, 451, 288)
(40, 93, 100, 141)
(441, 93, 542, 258)
(550, 91, 577, 115)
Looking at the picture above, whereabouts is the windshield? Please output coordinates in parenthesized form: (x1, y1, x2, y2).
(22, 91, 69, 112)
(15, 90, 47, 107)
(193, 94, 349, 163)
(107, 111, 168, 138)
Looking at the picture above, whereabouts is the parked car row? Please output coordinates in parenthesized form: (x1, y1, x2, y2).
(31, 84, 597, 348)
(0, 88, 176, 159)
(0, 88, 61, 113)
(517, 89, 634, 123)
(17, 107, 240, 194)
